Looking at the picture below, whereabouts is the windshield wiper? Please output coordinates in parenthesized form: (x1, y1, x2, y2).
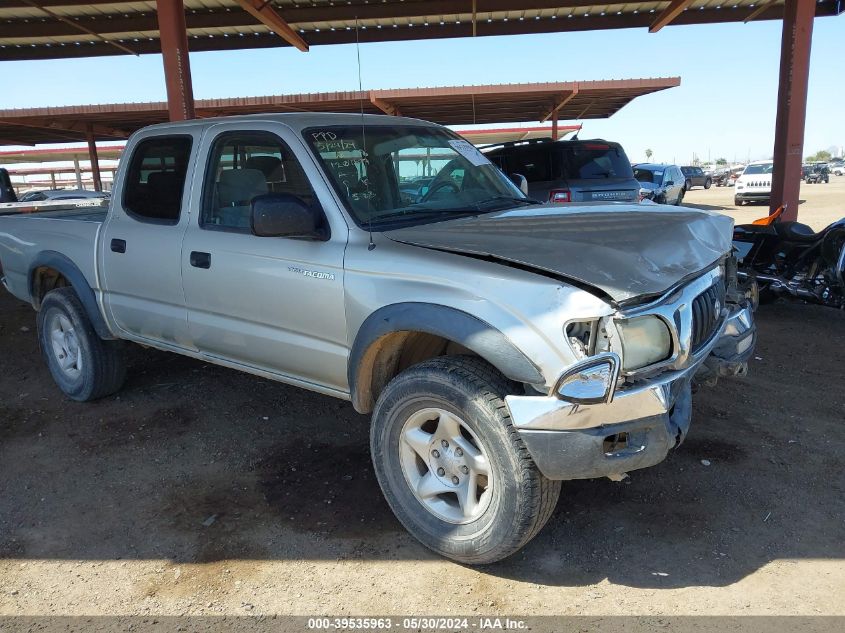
(473, 195, 542, 207)
(370, 208, 482, 225)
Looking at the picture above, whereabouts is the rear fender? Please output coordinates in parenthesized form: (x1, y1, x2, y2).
(28, 251, 115, 340)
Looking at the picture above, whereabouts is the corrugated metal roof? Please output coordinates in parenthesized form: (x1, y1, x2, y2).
(0, 77, 678, 144)
(0, 1, 840, 61)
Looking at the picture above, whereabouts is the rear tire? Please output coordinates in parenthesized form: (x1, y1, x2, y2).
(37, 287, 126, 402)
(370, 356, 561, 565)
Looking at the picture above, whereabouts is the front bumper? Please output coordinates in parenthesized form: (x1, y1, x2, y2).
(735, 191, 771, 202)
(505, 302, 756, 481)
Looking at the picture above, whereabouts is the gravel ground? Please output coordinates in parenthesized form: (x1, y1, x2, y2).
(1, 284, 844, 618)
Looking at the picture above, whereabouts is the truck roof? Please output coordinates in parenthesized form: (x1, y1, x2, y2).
(137, 112, 440, 135)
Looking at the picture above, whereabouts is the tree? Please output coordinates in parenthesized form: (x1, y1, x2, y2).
(645, 149, 653, 161)
(715, 157, 728, 165)
(805, 150, 832, 162)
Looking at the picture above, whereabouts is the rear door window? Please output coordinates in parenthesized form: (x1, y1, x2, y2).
(122, 136, 192, 224)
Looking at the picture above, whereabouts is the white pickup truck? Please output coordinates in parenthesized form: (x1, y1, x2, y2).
(0, 113, 756, 564)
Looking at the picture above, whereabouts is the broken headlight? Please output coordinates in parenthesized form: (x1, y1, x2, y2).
(616, 316, 672, 372)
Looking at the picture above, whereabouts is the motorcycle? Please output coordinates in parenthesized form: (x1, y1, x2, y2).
(732, 206, 845, 309)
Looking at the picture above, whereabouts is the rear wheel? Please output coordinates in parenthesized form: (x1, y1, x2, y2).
(37, 287, 126, 402)
(370, 356, 561, 564)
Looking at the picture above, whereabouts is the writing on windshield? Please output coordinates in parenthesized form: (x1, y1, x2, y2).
(304, 125, 527, 228)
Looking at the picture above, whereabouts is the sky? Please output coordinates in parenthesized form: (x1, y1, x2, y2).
(2, 17, 843, 164)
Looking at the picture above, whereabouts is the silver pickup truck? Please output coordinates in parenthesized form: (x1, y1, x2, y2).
(0, 113, 756, 564)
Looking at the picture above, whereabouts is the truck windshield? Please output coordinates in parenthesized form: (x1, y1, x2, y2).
(304, 125, 531, 228)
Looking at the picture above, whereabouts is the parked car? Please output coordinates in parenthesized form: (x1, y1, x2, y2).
(681, 166, 712, 190)
(633, 163, 686, 205)
(709, 167, 732, 187)
(484, 138, 640, 204)
(0, 113, 756, 565)
(805, 164, 830, 184)
(734, 160, 774, 206)
(398, 176, 434, 204)
(830, 161, 845, 176)
(16, 188, 109, 203)
(0, 168, 17, 203)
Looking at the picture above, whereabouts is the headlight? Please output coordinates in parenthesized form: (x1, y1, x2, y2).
(617, 316, 672, 371)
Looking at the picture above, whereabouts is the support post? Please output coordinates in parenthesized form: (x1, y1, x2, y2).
(770, 0, 814, 221)
(50, 171, 56, 189)
(551, 110, 559, 141)
(86, 126, 102, 192)
(156, 0, 195, 121)
(72, 157, 83, 189)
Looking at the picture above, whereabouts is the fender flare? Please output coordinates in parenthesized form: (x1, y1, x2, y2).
(28, 251, 115, 340)
(348, 302, 543, 412)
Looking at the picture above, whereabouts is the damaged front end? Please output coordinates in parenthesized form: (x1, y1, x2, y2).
(505, 258, 756, 481)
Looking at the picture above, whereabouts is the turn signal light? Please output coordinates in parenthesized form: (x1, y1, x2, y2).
(549, 189, 572, 204)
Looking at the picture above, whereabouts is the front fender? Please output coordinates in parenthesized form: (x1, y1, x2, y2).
(348, 302, 543, 412)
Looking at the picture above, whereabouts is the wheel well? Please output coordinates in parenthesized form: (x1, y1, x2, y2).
(31, 266, 70, 309)
(353, 331, 475, 414)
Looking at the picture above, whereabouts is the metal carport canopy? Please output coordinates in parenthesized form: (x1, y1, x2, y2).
(0, 1, 840, 60)
(2, 1, 842, 219)
(0, 78, 679, 145)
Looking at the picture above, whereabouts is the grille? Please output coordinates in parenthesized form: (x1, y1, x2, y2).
(691, 283, 726, 352)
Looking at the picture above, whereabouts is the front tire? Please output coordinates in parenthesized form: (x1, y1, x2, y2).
(370, 356, 561, 565)
(704, 178, 712, 189)
(37, 287, 126, 402)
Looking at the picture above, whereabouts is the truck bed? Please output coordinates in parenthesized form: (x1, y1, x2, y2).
(0, 206, 106, 305)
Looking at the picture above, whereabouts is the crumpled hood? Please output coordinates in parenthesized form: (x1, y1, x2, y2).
(383, 203, 734, 303)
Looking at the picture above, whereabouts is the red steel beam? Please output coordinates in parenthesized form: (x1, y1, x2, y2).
(86, 125, 103, 192)
(235, 0, 309, 52)
(156, 0, 195, 121)
(649, 0, 694, 33)
(770, 0, 814, 221)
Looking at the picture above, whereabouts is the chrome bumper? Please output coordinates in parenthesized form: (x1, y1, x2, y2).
(505, 302, 755, 481)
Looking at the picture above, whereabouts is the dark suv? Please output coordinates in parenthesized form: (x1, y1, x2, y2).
(484, 138, 639, 204)
(681, 166, 712, 190)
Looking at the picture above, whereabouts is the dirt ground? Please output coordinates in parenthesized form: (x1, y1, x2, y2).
(1, 185, 844, 618)
(683, 172, 845, 231)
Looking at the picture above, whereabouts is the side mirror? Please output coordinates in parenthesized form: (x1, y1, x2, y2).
(509, 173, 529, 195)
(251, 194, 326, 240)
(555, 353, 620, 405)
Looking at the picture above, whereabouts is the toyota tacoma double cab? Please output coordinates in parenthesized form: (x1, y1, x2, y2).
(0, 113, 756, 564)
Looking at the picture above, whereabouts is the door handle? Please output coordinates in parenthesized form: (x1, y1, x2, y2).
(190, 251, 211, 269)
(110, 238, 126, 253)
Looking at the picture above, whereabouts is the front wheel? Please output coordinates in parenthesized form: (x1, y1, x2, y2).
(370, 356, 561, 564)
(704, 178, 712, 189)
(37, 287, 126, 401)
